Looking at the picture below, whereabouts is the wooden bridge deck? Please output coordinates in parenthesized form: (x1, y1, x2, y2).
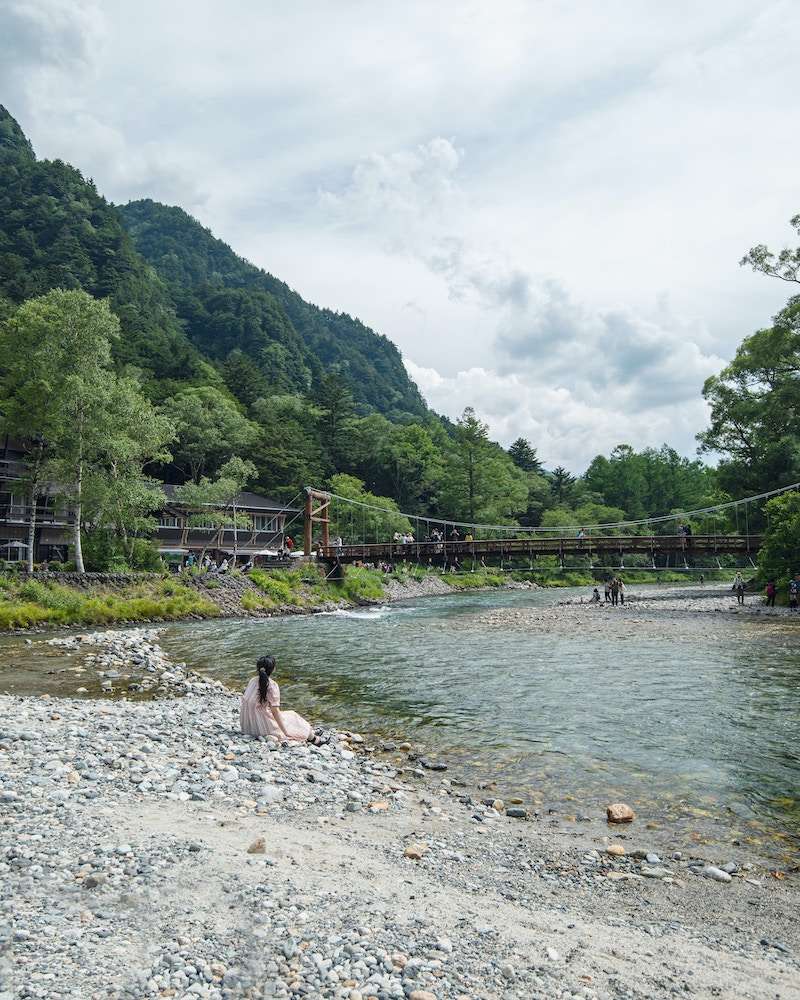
(319, 533, 763, 564)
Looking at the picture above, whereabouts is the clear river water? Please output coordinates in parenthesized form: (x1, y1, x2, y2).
(2, 585, 799, 856)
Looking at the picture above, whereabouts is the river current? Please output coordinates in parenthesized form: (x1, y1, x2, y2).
(3, 585, 799, 854)
(161, 585, 800, 853)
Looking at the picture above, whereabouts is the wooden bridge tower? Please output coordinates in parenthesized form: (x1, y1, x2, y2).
(303, 488, 331, 556)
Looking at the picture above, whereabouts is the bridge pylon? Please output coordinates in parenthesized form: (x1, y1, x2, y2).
(303, 488, 331, 556)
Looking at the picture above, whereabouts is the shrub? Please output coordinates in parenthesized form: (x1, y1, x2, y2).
(249, 569, 299, 605)
(339, 568, 385, 603)
(242, 590, 271, 611)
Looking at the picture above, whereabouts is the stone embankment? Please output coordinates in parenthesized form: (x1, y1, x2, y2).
(1, 629, 798, 999)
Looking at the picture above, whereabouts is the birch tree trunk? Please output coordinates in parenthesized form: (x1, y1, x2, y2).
(26, 485, 36, 574)
(73, 459, 84, 573)
(24, 442, 44, 574)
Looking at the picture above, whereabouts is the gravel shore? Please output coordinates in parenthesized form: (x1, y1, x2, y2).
(1, 624, 799, 1000)
(470, 587, 800, 634)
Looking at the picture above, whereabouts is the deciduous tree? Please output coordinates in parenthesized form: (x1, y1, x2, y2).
(161, 386, 257, 483)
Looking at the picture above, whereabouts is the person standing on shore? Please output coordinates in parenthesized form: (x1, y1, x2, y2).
(618, 578, 625, 605)
(765, 579, 777, 607)
(789, 575, 799, 610)
(240, 655, 318, 744)
(733, 572, 745, 605)
(603, 580, 611, 603)
(610, 577, 620, 606)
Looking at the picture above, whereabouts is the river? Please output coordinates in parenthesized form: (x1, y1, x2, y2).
(2, 585, 799, 856)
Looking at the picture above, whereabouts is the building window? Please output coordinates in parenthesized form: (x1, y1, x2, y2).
(159, 514, 181, 529)
(0, 539, 27, 561)
(253, 515, 278, 532)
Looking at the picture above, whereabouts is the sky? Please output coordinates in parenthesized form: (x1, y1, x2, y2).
(2, 0, 798, 471)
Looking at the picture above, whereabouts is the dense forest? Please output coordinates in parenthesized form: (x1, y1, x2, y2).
(1, 105, 799, 581)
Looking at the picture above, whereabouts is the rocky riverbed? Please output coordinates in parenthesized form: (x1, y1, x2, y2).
(1, 629, 799, 999)
(470, 588, 800, 637)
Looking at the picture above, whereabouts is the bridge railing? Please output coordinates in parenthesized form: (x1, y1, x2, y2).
(317, 533, 763, 561)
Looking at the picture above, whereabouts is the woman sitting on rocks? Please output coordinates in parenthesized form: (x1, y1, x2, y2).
(240, 654, 317, 744)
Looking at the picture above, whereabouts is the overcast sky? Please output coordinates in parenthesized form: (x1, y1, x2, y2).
(3, 1, 798, 470)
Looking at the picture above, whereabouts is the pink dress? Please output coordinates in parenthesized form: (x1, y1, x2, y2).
(239, 677, 313, 742)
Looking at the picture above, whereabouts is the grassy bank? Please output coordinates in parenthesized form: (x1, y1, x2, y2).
(0, 562, 732, 631)
(240, 562, 505, 611)
(243, 564, 386, 611)
(0, 575, 219, 629)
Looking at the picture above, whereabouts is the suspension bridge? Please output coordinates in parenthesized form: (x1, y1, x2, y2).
(292, 484, 793, 571)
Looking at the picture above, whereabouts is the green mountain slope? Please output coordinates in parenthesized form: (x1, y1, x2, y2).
(118, 199, 427, 418)
(0, 106, 207, 391)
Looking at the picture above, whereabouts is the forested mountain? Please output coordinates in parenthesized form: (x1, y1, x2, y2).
(0, 107, 208, 392)
(118, 199, 427, 419)
(0, 105, 425, 421)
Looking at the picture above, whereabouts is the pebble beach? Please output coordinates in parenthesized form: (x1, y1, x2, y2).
(2, 616, 799, 1000)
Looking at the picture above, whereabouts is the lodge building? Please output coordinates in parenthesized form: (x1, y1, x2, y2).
(155, 485, 299, 564)
(0, 438, 73, 563)
(0, 438, 299, 566)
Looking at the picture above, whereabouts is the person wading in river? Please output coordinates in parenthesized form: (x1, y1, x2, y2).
(240, 654, 319, 744)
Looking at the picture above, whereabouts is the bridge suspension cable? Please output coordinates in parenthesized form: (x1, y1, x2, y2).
(316, 480, 800, 536)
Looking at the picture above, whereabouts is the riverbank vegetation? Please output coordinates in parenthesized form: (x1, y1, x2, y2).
(0, 575, 218, 629)
(0, 108, 798, 594)
(0, 560, 742, 631)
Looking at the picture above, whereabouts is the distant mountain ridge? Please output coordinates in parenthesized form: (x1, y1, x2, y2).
(0, 105, 426, 420)
(118, 199, 427, 418)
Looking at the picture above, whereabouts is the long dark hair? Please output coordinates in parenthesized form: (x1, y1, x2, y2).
(256, 655, 276, 704)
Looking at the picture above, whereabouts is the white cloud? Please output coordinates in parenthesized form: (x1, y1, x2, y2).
(320, 135, 726, 467)
(406, 359, 712, 471)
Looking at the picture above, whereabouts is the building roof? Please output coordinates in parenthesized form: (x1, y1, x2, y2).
(160, 483, 300, 513)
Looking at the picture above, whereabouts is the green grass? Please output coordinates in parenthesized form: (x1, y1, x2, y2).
(248, 568, 302, 606)
(0, 575, 219, 629)
(445, 569, 505, 589)
(247, 565, 385, 607)
(338, 567, 386, 603)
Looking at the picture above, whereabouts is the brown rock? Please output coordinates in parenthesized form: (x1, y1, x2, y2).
(410, 992, 437, 1000)
(403, 841, 430, 860)
(368, 801, 389, 813)
(606, 802, 635, 824)
(607, 844, 626, 856)
(247, 837, 266, 854)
